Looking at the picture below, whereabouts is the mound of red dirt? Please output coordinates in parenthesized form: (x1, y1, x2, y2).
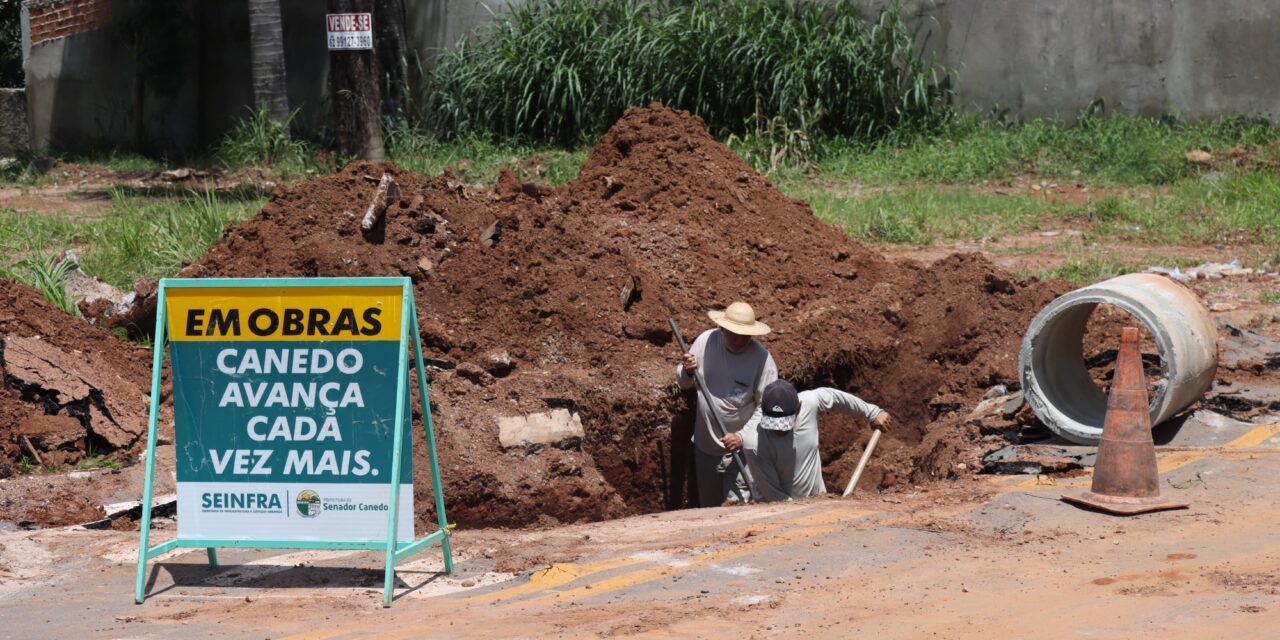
(176, 104, 1072, 529)
(0, 281, 160, 482)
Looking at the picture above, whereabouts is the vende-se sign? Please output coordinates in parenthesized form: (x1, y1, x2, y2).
(327, 13, 373, 50)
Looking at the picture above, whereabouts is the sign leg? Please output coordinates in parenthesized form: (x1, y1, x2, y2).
(134, 555, 148, 604)
(382, 287, 413, 607)
(410, 309, 453, 574)
(206, 548, 219, 567)
(135, 285, 169, 604)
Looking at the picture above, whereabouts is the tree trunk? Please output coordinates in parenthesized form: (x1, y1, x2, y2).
(374, 0, 411, 120)
(329, 0, 385, 161)
(248, 0, 291, 126)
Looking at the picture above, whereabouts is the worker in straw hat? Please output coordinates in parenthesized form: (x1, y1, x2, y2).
(676, 301, 777, 507)
(740, 379, 894, 501)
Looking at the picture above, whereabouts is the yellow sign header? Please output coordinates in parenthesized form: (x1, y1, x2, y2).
(166, 286, 403, 342)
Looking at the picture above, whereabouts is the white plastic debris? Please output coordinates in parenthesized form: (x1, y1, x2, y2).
(1146, 259, 1254, 281)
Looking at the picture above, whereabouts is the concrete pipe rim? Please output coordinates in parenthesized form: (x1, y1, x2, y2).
(1019, 295, 1172, 445)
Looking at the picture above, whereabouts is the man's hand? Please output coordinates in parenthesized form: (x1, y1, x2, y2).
(722, 432, 743, 452)
(872, 412, 894, 432)
(681, 352, 698, 373)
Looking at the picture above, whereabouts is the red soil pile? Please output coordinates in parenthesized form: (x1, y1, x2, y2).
(0, 281, 157, 482)
(179, 104, 1072, 529)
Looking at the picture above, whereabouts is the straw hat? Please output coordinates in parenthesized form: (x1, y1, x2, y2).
(707, 302, 771, 336)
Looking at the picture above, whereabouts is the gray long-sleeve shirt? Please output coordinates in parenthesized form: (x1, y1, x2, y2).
(741, 388, 883, 502)
(677, 328, 778, 455)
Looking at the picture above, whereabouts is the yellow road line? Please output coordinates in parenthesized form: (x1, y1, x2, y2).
(1221, 424, 1280, 450)
(461, 506, 865, 606)
(465, 556, 643, 604)
(995, 424, 1280, 492)
(367, 507, 873, 640)
(512, 509, 870, 608)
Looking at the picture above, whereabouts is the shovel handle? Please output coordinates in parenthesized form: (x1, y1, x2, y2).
(842, 429, 882, 497)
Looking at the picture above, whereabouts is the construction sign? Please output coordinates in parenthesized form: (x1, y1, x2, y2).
(135, 277, 452, 607)
(166, 283, 412, 542)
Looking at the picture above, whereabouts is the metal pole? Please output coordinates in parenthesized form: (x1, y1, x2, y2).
(668, 319, 756, 492)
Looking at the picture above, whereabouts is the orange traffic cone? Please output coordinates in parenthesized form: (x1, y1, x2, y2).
(1062, 326, 1188, 515)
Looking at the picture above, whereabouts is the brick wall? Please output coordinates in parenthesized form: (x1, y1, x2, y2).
(26, 0, 112, 46)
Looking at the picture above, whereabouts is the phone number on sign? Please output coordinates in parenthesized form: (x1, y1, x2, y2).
(328, 33, 373, 50)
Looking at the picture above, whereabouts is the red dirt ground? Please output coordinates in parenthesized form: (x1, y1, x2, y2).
(0, 281, 160, 476)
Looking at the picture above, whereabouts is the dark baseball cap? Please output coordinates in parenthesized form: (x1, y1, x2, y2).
(762, 380, 800, 417)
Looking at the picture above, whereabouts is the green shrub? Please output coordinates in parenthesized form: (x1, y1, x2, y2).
(6, 252, 79, 315)
(423, 0, 951, 144)
(215, 105, 313, 169)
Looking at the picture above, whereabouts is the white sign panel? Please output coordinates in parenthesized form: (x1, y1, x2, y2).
(327, 13, 373, 50)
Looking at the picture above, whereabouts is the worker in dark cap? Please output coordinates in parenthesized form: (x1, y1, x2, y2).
(740, 379, 893, 501)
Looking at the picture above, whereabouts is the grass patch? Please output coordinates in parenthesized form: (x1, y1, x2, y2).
(14, 456, 120, 475)
(75, 456, 123, 471)
(816, 114, 1280, 186)
(81, 188, 265, 288)
(3, 252, 80, 315)
(384, 120, 588, 186)
(1023, 258, 1135, 284)
(214, 105, 317, 171)
(789, 114, 1280, 250)
(0, 188, 264, 293)
(16, 457, 39, 475)
(1262, 291, 1280, 305)
(783, 182, 1076, 244)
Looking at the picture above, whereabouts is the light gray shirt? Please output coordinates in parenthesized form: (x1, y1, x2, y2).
(677, 328, 778, 455)
(741, 388, 883, 502)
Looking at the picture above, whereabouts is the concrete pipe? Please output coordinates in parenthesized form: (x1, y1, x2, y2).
(1019, 273, 1218, 444)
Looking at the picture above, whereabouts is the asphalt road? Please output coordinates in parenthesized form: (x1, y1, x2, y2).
(1, 421, 1277, 639)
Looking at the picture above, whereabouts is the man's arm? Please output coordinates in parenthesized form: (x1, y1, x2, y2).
(730, 414, 760, 453)
(809, 387, 885, 422)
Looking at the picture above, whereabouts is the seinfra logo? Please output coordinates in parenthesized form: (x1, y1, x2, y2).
(296, 489, 322, 517)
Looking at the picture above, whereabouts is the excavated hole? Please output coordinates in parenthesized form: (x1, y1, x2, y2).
(601, 353, 972, 513)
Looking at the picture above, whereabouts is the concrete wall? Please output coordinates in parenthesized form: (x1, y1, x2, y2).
(22, 0, 333, 155)
(192, 1, 330, 150)
(20, 0, 1280, 154)
(19, 0, 505, 155)
(405, 0, 514, 65)
(908, 0, 1280, 120)
(0, 88, 28, 153)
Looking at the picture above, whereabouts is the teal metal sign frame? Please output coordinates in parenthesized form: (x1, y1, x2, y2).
(134, 277, 452, 607)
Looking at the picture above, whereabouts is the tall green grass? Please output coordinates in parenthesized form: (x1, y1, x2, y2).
(424, 0, 950, 144)
(3, 252, 80, 315)
(214, 105, 316, 170)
